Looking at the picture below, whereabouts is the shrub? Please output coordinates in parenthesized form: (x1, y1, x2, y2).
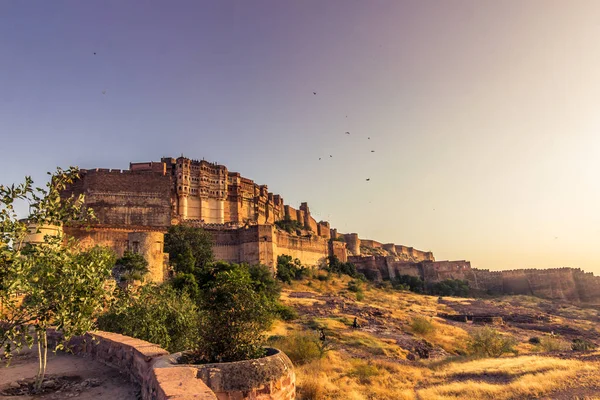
(572, 338, 596, 352)
(275, 303, 299, 321)
(164, 225, 213, 274)
(325, 255, 358, 278)
(528, 336, 541, 345)
(468, 327, 517, 357)
(249, 264, 281, 303)
(193, 265, 276, 363)
(347, 280, 362, 293)
(410, 317, 436, 336)
(276, 255, 309, 284)
(356, 291, 365, 301)
(394, 275, 424, 293)
(270, 332, 328, 365)
(348, 362, 381, 384)
(429, 279, 470, 297)
(537, 336, 570, 352)
(98, 284, 200, 353)
(114, 250, 149, 283)
(317, 273, 330, 282)
(275, 217, 308, 234)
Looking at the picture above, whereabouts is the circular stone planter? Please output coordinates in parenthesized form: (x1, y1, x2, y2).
(160, 348, 295, 400)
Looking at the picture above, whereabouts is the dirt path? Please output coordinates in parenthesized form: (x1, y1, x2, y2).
(0, 347, 140, 399)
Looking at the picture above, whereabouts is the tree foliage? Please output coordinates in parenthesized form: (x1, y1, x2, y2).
(97, 284, 200, 353)
(192, 263, 276, 363)
(164, 224, 213, 274)
(468, 327, 518, 358)
(0, 167, 116, 390)
(325, 255, 360, 279)
(429, 279, 470, 297)
(275, 217, 310, 234)
(114, 250, 149, 283)
(276, 255, 308, 284)
(393, 274, 425, 293)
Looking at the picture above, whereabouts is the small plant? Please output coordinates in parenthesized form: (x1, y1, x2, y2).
(537, 336, 570, 352)
(348, 362, 381, 384)
(356, 291, 365, 301)
(468, 327, 517, 357)
(347, 280, 362, 293)
(572, 338, 596, 352)
(528, 336, 541, 345)
(275, 303, 299, 321)
(270, 332, 329, 365)
(410, 317, 436, 336)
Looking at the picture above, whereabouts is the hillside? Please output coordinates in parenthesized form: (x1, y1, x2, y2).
(268, 273, 600, 400)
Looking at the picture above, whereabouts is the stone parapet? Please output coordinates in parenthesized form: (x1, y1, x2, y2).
(47, 330, 217, 400)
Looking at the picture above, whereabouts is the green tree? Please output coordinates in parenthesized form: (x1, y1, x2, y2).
(0, 168, 116, 390)
(276, 255, 308, 284)
(97, 284, 200, 353)
(193, 264, 276, 363)
(164, 225, 213, 274)
(114, 250, 149, 283)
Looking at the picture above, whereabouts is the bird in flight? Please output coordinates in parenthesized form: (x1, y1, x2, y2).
(319, 158, 321, 160)
(313, 91, 317, 95)
(366, 178, 370, 181)
(102, 90, 106, 95)
(93, 52, 96, 55)
(368, 137, 371, 140)
(371, 150, 375, 153)
(345, 131, 350, 135)
(329, 155, 333, 158)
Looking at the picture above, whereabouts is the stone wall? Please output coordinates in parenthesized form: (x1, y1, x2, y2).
(63, 169, 172, 228)
(47, 330, 217, 400)
(63, 225, 168, 283)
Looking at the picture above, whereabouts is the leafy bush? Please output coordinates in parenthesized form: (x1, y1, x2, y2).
(98, 284, 200, 353)
(348, 362, 381, 384)
(410, 317, 436, 335)
(248, 264, 281, 302)
(325, 255, 358, 278)
(164, 225, 213, 274)
(347, 280, 362, 293)
(270, 332, 328, 365)
(393, 275, 425, 293)
(468, 327, 518, 357)
(572, 338, 596, 352)
(276, 255, 309, 284)
(528, 336, 541, 345)
(114, 250, 149, 283)
(537, 336, 570, 352)
(275, 217, 309, 233)
(193, 265, 276, 363)
(356, 291, 365, 301)
(275, 303, 299, 321)
(429, 279, 470, 297)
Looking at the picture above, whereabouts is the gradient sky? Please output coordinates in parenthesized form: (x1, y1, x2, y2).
(2, 1, 600, 274)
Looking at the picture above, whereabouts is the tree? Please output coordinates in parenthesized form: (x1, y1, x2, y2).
(192, 263, 276, 363)
(276, 255, 308, 284)
(114, 250, 149, 283)
(97, 284, 200, 353)
(0, 167, 116, 391)
(164, 225, 213, 274)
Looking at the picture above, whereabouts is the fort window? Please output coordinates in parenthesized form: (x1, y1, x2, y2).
(132, 241, 140, 253)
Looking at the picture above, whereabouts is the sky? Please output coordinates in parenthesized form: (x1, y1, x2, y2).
(1, 1, 600, 274)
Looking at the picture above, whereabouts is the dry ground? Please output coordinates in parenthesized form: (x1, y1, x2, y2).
(0, 347, 140, 399)
(270, 274, 600, 400)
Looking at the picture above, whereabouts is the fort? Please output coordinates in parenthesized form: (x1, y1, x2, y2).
(62, 156, 600, 304)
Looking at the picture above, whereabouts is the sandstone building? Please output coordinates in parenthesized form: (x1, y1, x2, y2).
(61, 156, 600, 303)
